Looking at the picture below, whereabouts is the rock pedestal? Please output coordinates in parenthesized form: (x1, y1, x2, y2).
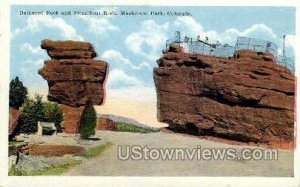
(60, 105, 85, 134)
(154, 45, 294, 147)
(39, 40, 108, 134)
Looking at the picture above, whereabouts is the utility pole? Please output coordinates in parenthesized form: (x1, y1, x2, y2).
(283, 35, 286, 66)
(175, 31, 181, 43)
(282, 35, 286, 58)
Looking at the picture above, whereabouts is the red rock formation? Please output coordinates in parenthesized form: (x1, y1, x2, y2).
(60, 105, 85, 134)
(9, 108, 21, 138)
(39, 59, 107, 106)
(97, 117, 117, 131)
(154, 45, 294, 147)
(41, 39, 97, 59)
(39, 40, 108, 133)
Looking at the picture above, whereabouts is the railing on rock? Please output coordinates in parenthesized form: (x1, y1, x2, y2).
(235, 37, 294, 73)
(165, 32, 295, 73)
(276, 55, 295, 72)
(234, 37, 278, 57)
(165, 32, 234, 58)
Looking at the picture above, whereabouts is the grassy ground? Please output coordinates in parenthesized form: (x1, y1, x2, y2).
(116, 122, 160, 133)
(9, 140, 25, 147)
(9, 160, 82, 176)
(9, 142, 113, 176)
(81, 142, 113, 159)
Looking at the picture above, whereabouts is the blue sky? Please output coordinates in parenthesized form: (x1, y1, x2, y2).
(10, 6, 295, 101)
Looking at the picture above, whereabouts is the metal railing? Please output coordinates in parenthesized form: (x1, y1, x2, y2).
(235, 37, 278, 57)
(165, 32, 295, 73)
(166, 34, 234, 58)
(276, 55, 295, 72)
(235, 37, 294, 73)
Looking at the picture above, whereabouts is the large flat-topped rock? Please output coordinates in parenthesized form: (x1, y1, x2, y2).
(154, 45, 294, 147)
(41, 39, 97, 59)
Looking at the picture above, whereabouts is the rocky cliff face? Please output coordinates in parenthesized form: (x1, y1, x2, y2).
(97, 117, 117, 131)
(154, 45, 294, 147)
(39, 40, 108, 133)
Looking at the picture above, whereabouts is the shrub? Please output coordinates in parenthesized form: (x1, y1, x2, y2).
(20, 95, 44, 133)
(9, 76, 28, 109)
(9, 165, 28, 176)
(79, 102, 97, 139)
(20, 95, 63, 134)
(42, 102, 63, 132)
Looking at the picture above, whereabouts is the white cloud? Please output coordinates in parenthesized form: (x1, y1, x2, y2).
(107, 86, 157, 102)
(107, 68, 142, 89)
(23, 58, 44, 67)
(174, 17, 203, 36)
(285, 35, 295, 51)
(19, 59, 45, 85)
(225, 24, 277, 41)
(77, 7, 119, 35)
(12, 15, 83, 40)
(276, 35, 295, 57)
(78, 15, 119, 35)
(20, 43, 43, 54)
(125, 20, 169, 61)
(174, 17, 277, 45)
(16, 58, 51, 89)
(20, 58, 44, 76)
(102, 50, 151, 70)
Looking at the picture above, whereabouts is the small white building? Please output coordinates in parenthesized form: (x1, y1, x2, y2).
(37, 121, 57, 136)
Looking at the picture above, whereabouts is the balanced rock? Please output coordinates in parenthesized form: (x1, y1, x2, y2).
(39, 40, 108, 107)
(41, 39, 97, 59)
(154, 45, 294, 147)
(39, 40, 108, 134)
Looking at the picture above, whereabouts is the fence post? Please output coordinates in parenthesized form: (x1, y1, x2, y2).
(247, 38, 251, 49)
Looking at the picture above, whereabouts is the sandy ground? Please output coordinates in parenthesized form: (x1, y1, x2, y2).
(16, 133, 107, 150)
(62, 131, 293, 177)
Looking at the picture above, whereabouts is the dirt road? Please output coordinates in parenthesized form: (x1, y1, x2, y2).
(62, 131, 293, 176)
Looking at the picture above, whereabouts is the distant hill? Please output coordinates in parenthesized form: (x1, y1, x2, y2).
(97, 114, 159, 130)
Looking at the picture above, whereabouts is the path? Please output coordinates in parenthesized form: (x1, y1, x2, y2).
(62, 131, 293, 176)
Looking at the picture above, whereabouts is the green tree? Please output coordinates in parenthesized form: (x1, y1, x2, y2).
(79, 102, 97, 139)
(9, 76, 28, 109)
(19, 95, 64, 134)
(20, 95, 44, 133)
(42, 102, 63, 132)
